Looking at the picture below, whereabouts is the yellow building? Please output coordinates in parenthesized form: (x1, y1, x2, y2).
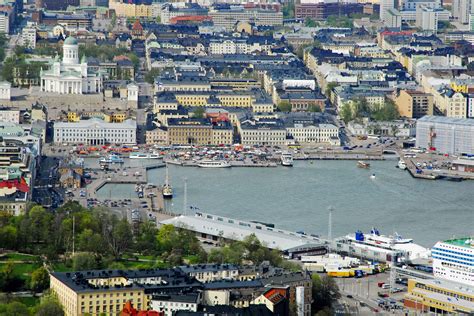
(395, 90, 434, 119)
(145, 126, 168, 145)
(50, 272, 147, 316)
(445, 91, 467, 118)
(67, 111, 127, 123)
(109, 0, 152, 18)
(50, 268, 204, 316)
(404, 278, 474, 314)
(167, 118, 233, 145)
(168, 118, 213, 145)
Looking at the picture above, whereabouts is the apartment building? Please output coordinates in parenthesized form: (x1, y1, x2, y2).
(0, 108, 20, 123)
(395, 90, 434, 118)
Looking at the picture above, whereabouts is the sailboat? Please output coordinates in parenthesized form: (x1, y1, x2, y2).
(162, 165, 173, 199)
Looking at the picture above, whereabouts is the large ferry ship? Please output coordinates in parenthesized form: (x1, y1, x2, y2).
(197, 160, 231, 168)
(432, 237, 474, 286)
(344, 228, 431, 264)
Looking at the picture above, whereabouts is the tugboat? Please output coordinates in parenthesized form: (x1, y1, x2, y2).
(162, 165, 173, 199)
(357, 161, 370, 169)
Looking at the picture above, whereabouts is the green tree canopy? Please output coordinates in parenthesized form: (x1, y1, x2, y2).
(30, 267, 50, 292)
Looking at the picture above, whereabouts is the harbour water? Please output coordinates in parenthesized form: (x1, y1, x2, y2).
(95, 159, 474, 247)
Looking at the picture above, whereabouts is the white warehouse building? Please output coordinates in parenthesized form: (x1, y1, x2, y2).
(416, 116, 474, 154)
(54, 118, 137, 145)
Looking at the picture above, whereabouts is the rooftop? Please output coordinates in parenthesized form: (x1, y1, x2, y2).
(418, 116, 474, 127)
(443, 237, 474, 249)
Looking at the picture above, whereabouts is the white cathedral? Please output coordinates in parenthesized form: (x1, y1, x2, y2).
(40, 37, 102, 94)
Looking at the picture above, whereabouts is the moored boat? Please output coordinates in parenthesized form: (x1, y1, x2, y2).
(99, 154, 124, 164)
(163, 165, 173, 198)
(130, 152, 162, 159)
(357, 161, 370, 168)
(197, 160, 231, 168)
(398, 160, 407, 170)
(281, 151, 294, 167)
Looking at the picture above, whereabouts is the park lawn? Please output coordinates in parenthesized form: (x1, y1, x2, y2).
(0, 253, 40, 262)
(0, 262, 41, 280)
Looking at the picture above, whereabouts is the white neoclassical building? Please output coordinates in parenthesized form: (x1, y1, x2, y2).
(40, 37, 102, 94)
(54, 118, 137, 145)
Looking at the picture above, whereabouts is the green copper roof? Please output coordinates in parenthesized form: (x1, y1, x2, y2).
(64, 37, 78, 45)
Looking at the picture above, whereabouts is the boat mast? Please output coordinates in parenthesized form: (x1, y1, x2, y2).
(183, 177, 187, 216)
(165, 164, 169, 186)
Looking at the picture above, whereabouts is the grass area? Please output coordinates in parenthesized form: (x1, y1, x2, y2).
(15, 296, 40, 307)
(0, 253, 40, 261)
(0, 263, 41, 280)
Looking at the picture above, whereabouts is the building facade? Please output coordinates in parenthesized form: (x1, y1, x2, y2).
(54, 118, 137, 145)
(395, 90, 434, 118)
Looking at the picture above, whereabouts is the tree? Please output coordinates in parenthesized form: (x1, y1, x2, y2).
(193, 107, 205, 119)
(77, 229, 104, 255)
(30, 267, 50, 293)
(282, 2, 294, 19)
(371, 99, 399, 121)
(34, 293, 64, 316)
(325, 82, 338, 97)
(311, 274, 340, 314)
(339, 103, 353, 124)
(134, 221, 158, 254)
(278, 101, 292, 112)
(305, 17, 318, 27)
(72, 253, 99, 271)
(0, 225, 18, 249)
(309, 105, 321, 112)
(0, 301, 30, 316)
(145, 68, 161, 84)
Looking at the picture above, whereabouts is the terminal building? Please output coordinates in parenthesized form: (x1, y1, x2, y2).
(416, 116, 474, 155)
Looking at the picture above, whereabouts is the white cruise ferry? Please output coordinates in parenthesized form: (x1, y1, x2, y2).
(344, 228, 431, 264)
(432, 238, 474, 286)
(197, 160, 231, 168)
(280, 151, 293, 167)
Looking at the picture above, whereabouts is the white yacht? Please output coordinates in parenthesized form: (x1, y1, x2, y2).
(163, 165, 173, 199)
(197, 160, 231, 168)
(281, 151, 293, 167)
(130, 152, 162, 159)
(398, 160, 407, 170)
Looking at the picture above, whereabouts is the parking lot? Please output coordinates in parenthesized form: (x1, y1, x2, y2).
(335, 272, 409, 314)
